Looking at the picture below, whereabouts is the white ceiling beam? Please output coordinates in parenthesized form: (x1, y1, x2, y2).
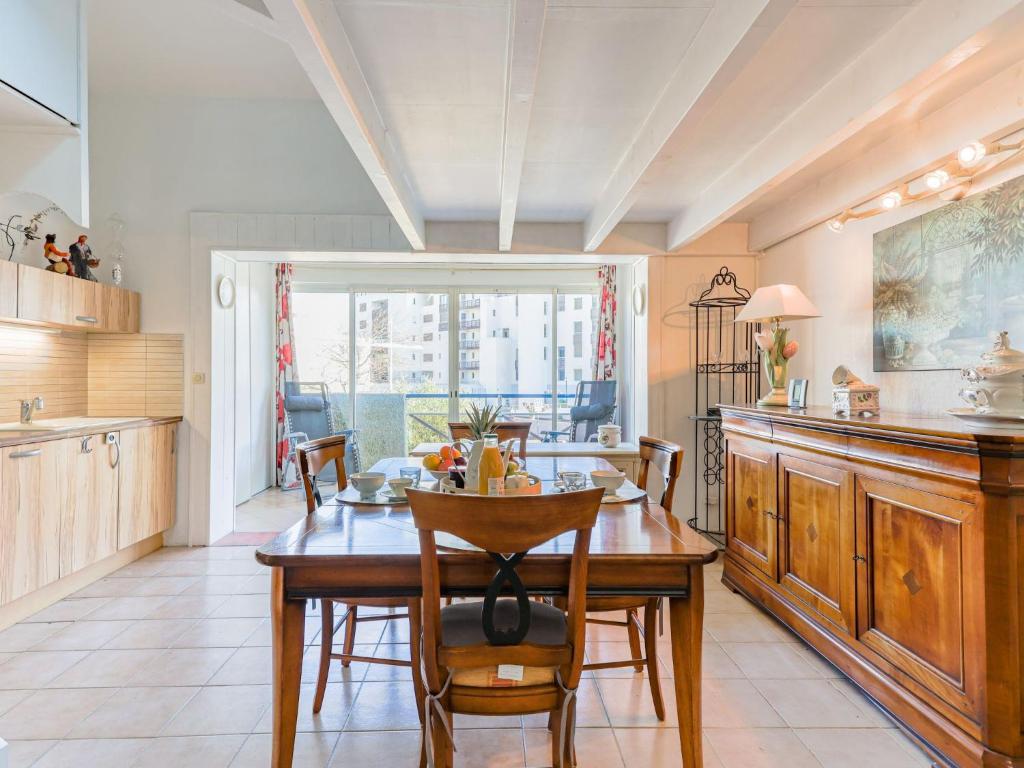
(210, 0, 285, 41)
(581, 0, 793, 253)
(667, 0, 1024, 252)
(264, 0, 427, 250)
(498, 0, 547, 252)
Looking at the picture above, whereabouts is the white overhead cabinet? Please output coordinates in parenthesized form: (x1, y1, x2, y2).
(0, 0, 81, 124)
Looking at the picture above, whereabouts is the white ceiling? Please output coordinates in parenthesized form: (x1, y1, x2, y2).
(86, 0, 317, 99)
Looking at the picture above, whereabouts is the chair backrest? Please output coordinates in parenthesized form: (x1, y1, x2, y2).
(569, 381, 617, 441)
(637, 436, 683, 514)
(448, 421, 532, 460)
(295, 434, 349, 514)
(407, 488, 603, 692)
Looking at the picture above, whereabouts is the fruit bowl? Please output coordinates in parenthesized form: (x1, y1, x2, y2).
(425, 468, 450, 482)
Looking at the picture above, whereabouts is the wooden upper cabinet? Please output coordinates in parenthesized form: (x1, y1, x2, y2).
(106, 285, 141, 333)
(60, 433, 119, 577)
(0, 440, 66, 604)
(17, 265, 73, 326)
(71, 278, 106, 329)
(726, 438, 777, 580)
(777, 453, 856, 636)
(118, 424, 177, 548)
(0, 260, 17, 319)
(855, 475, 982, 720)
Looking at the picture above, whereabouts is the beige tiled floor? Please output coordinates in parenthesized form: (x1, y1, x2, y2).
(234, 487, 331, 533)
(0, 548, 935, 767)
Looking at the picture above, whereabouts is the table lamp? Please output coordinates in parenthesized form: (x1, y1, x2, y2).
(735, 284, 821, 407)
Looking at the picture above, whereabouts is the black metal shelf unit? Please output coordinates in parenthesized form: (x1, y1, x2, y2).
(688, 267, 760, 544)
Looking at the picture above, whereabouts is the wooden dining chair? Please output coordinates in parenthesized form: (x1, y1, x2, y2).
(581, 436, 683, 722)
(296, 435, 422, 715)
(407, 487, 603, 768)
(448, 420, 532, 460)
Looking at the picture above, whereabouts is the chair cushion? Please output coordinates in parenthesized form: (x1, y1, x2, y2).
(441, 598, 567, 648)
(284, 394, 326, 412)
(451, 664, 554, 688)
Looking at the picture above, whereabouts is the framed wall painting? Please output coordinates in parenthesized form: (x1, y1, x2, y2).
(872, 173, 1024, 371)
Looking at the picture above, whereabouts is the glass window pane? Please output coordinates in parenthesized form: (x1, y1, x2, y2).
(555, 292, 599, 434)
(291, 291, 352, 431)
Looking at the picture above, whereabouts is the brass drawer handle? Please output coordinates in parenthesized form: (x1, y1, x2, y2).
(76, 315, 98, 323)
(852, 554, 867, 563)
(10, 449, 42, 459)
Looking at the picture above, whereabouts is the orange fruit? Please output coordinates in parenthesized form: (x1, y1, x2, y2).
(439, 445, 453, 461)
(451, 448, 462, 459)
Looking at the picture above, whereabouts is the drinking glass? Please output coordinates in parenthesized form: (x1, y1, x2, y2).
(400, 466, 422, 486)
(560, 471, 586, 491)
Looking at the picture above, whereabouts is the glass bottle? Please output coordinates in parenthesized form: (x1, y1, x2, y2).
(477, 433, 505, 495)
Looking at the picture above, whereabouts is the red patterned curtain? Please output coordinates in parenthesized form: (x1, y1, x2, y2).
(594, 265, 617, 380)
(274, 263, 298, 486)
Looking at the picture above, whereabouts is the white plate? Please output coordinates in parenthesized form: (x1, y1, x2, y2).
(947, 408, 1024, 430)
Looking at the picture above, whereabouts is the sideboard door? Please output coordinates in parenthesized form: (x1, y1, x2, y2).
(726, 439, 777, 580)
(777, 453, 856, 636)
(854, 476, 981, 720)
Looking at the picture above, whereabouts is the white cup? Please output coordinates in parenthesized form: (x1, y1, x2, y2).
(388, 477, 415, 498)
(597, 424, 621, 447)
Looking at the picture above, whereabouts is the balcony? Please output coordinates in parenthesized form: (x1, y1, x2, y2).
(460, 298, 481, 309)
(459, 319, 481, 330)
(460, 339, 479, 349)
(459, 360, 480, 370)
(439, 322, 448, 332)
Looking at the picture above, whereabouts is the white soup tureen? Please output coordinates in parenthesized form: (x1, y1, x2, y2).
(958, 331, 1024, 415)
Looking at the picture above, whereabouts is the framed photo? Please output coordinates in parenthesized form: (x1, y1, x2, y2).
(788, 378, 808, 408)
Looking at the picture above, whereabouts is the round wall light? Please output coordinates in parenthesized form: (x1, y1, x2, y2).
(957, 141, 987, 167)
(880, 191, 903, 210)
(924, 169, 950, 190)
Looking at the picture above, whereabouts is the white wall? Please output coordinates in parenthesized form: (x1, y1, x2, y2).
(759, 156, 1024, 415)
(88, 94, 396, 543)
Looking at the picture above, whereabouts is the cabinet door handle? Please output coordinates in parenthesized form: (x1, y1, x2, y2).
(81, 436, 93, 454)
(75, 315, 98, 324)
(763, 509, 778, 520)
(852, 554, 867, 563)
(10, 449, 42, 459)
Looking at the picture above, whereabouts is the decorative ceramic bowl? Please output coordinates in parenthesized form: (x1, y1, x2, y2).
(590, 470, 626, 493)
(350, 472, 386, 499)
(426, 468, 450, 482)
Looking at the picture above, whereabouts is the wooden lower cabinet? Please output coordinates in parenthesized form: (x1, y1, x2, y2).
(118, 423, 177, 549)
(0, 441, 66, 604)
(60, 433, 119, 577)
(722, 405, 1023, 767)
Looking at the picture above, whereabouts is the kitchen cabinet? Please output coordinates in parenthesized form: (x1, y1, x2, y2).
(60, 433, 119, 576)
(118, 423, 177, 548)
(0, 441, 66, 604)
(0, 0, 81, 124)
(725, 438, 776, 580)
(0, 260, 17, 318)
(17, 264, 73, 326)
(71, 277, 106, 329)
(105, 284, 141, 333)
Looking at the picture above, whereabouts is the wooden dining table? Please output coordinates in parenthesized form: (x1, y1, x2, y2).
(255, 456, 718, 768)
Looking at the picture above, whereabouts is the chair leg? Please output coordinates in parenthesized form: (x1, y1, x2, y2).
(626, 609, 644, 673)
(408, 598, 425, 726)
(644, 599, 666, 721)
(562, 696, 577, 767)
(341, 604, 358, 667)
(551, 692, 563, 768)
(313, 599, 334, 714)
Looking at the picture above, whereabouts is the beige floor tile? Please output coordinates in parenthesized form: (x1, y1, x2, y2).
(33, 619, 137, 650)
(344, 681, 424, 731)
(145, 594, 231, 620)
(240, 574, 272, 594)
(32, 738, 149, 767)
(111, 559, 172, 577)
(701, 642, 744, 679)
(209, 646, 274, 685)
(131, 735, 247, 768)
(129, 576, 201, 597)
(207, 594, 272, 619)
(525, 727, 625, 768)
(703, 613, 793, 644)
(752, 679, 880, 728)
(73, 577, 144, 598)
(453, 728, 526, 767)
(68, 685, 199, 738)
(183, 575, 263, 596)
(0, 622, 72, 652)
(47, 648, 164, 688)
(301, 643, 374, 684)
(86, 596, 174, 621)
(796, 728, 932, 767)
(124, 646, 236, 687)
(719, 642, 827, 679)
(596, 676, 673, 728)
(23, 598, 110, 623)
(253, 682, 357, 734)
(0, 651, 89, 689)
(328, 730, 423, 767)
(4, 740, 58, 768)
(613, 728, 720, 768)
(703, 591, 758, 614)
(701, 679, 785, 729)
(0, 689, 31, 716)
(585, 641, 669, 680)
(455, 713, 523, 729)
(522, 679, 608, 729)
(242, 616, 322, 647)
(230, 731, 340, 767)
(159, 559, 262, 577)
(172, 617, 265, 648)
(0, 688, 116, 739)
(827, 678, 898, 726)
(792, 645, 844, 679)
(161, 684, 271, 736)
(360, 642, 414, 681)
(704, 727, 820, 767)
(104, 618, 199, 649)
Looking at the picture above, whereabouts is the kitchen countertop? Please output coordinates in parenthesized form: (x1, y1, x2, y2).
(0, 415, 182, 448)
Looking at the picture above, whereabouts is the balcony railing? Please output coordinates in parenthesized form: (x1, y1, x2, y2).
(459, 319, 481, 330)
(460, 298, 481, 309)
(460, 339, 479, 349)
(459, 360, 480, 370)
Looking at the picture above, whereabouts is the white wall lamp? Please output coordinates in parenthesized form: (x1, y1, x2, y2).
(826, 132, 1024, 233)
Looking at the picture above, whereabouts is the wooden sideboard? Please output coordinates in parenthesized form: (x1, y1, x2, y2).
(721, 405, 1024, 768)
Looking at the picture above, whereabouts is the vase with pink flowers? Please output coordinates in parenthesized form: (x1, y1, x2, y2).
(754, 328, 800, 406)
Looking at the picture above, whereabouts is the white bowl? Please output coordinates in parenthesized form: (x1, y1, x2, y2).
(590, 470, 626, 493)
(425, 468, 450, 481)
(350, 472, 386, 498)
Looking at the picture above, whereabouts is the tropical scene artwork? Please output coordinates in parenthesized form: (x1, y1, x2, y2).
(873, 173, 1024, 371)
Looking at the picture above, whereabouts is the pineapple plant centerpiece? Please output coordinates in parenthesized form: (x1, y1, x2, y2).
(464, 402, 502, 439)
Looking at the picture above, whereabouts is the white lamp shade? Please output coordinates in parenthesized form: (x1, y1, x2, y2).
(734, 284, 821, 323)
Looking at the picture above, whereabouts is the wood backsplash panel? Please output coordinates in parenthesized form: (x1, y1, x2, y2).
(0, 327, 88, 422)
(87, 334, 184, 418)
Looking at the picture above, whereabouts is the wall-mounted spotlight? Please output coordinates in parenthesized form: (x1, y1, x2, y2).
(880, 190, 903, 210)
(924, 169, 950, 190)
(957, 140, 988, 168)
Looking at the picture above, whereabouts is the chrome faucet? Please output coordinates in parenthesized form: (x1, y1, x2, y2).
(20, 396, 44, 424)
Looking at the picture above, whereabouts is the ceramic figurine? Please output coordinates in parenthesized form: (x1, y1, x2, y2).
(43, 234, 73, 275)
(68, 235, 99, 282)
(958, 331, 1024, 415)
(831, 365, 880, 416)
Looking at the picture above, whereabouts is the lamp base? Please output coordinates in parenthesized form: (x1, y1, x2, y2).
(757, 387, 790, 407)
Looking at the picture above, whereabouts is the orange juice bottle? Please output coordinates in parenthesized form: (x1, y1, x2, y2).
(477, 433, 505, 495)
